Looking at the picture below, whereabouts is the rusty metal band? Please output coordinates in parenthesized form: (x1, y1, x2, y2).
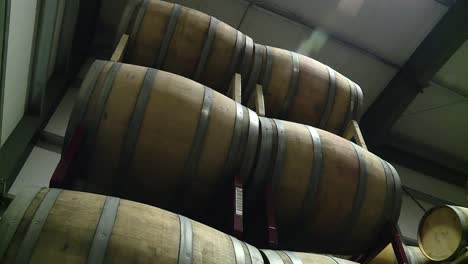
(222, 31, 245, 93)
(246, 243, 263, 264)
(115, 68, 157, 195)
(126, 0, 149, 53)
(114, 0, 143, 46)
(229, 236, 246, 264)
(387, 162, 402, 222)
(85, 63, 122, 152)
(298, 125, 323, 225)
(319, 66, 337, 128)
(240, 36, 254, 86)
(340, 79, 357, 135)
(87, 196, 120, 264)
(64, 60, 106, 153)
(0, 187, 42, 260)
(246, 117, 273, 194)
(278, 52, 300, 119)
(243, 44, 265, 102)
(194, 17, 218, 81)
(177, 215, 193, 264)
(379, 158, 395, 226)
(182, 87, 213, 188)
(338, 143, 368, 243)
(261, 249, 283, 264)
(283, 251, 303, 264)
(239, 108, 260, 183)
(353, 82, 364, 121)
(221, 102, 244, 181)
(154, 4, 181, 68)
(15, 189, 62, 264)
(261, 46, 273, 93)
(271, 119, 286, 194)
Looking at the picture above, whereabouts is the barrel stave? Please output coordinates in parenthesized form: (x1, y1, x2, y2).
(127, 0, 173, 67)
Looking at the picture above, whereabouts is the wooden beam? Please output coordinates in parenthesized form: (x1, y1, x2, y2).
(360, 1, 468, 147)
(343, 120, 367, 150)
(110, 34, 129, 62)
(227, 73, 242, 103)
(248, 84, 265, 116)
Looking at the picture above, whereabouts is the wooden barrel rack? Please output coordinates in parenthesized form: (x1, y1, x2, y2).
(44, 30, 411, 262)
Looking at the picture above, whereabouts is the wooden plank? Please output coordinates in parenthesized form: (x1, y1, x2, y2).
(227, 73, 241, 103)
(344, 120, 367, 150)
(110, 34, 129, 62)
(248, 84, 265, 117)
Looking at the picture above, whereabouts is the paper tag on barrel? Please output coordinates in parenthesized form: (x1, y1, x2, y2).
(233, 174, 243, 238)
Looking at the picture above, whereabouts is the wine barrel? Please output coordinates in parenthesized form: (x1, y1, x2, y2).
(243, 45, 363, 135)
(245, 118, 401, 254)
(0, 187, 358, 264)
(64, 60, 259, 219)
(115, 0, 363, 136)
(261, 249, 355, 264)
(65, 61, 399, 254)
(116, 0, 250, 93)
(418, 205, 468, 262)
(370, 244, 432, 264)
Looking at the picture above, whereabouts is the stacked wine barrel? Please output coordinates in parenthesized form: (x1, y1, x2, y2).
(115, 0, 363, 135)
(0, 187, 357, 264)
(1, 0, 407, 262)
(63, 60, 401, 255)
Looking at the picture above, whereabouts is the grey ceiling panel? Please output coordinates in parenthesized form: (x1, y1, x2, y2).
(247, 0, 448, 65)
(239, 5, 311, 51)
(392, 85, 468, 163)
(434, 40, 468, 97)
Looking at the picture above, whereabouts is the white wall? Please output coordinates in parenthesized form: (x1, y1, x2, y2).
(394, 163, 467, 241)
(1, 0, 39, 145)
(394, 164, 467, 206)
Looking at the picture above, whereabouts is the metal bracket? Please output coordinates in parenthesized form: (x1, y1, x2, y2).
(49, 126, 85, 188)
(353, 224, 409, 264)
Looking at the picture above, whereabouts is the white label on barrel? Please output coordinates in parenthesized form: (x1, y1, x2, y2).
(235, 187, 243, 216)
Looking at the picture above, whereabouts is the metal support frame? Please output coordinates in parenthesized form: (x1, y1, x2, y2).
(49, 126, 85, 188)
(375, 144, 466, 186)
(360, 0, 468, 148)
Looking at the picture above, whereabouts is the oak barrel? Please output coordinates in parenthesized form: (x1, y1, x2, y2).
(0, 187, 358, 264)
(65, 61, 399, 254)
(64, 60, 259, 219)
(116, 0, 250, 93)
(370, 244, 432, 264)
(245, 118, 402, 254)
(244, 45, 363, 135)
(418, 205, 468, 262)
(116, 0, 363, 135)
